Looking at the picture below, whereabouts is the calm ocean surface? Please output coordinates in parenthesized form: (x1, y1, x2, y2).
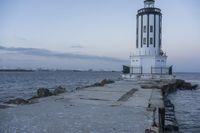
(0, 71, 199, 132)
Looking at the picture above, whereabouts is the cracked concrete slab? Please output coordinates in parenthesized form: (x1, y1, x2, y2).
(0, 80, 163, 133)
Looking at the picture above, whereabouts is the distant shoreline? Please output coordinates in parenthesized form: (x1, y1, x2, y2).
(0, 69, 34, 72)
(0, 69, 119, 72)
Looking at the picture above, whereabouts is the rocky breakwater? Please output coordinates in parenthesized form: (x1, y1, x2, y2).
(76, 79, 115, 90)
(4, 79, 115, 106)
(141, 79, 198, 133)
(161, 79, 198, 96)
(91, 79, 115, 87)
(160, 79, 198, 132)
(5, 86, 67, 105)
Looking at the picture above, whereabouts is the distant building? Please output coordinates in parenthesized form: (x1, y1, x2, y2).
(123, 0, 173, 79)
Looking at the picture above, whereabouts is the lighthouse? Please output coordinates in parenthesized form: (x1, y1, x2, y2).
(123, 0, 173, 79)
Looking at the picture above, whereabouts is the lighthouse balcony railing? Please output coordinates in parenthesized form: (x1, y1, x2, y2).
(151, 66, 173, 75)
(137, 8, 161, 14)
(129, 66, 173, 75)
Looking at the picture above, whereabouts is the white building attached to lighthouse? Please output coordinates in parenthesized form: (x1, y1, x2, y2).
(123, 0, 173, 79)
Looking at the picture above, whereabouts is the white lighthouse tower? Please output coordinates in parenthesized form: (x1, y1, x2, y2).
(123, 0, 173, 79)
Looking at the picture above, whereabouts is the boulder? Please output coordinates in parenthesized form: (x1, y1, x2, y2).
(90, 79, 115, 87)
(191, 84, 198, 89)
(161, 79, 198, 95)
(5, 98, 29, 104)
(175, 79, 198, 90)
(37, 88, 52, 97)
(92, 82, 104, 87)
(53, 86, 66, 95)
(174, 79, 185, 88)
(100, 79, 114, 86)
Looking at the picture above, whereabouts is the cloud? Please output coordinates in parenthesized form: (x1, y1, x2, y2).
(0, 45, 125, 62)
(70, 45, 84, 49)
(0, 45, 127, 70)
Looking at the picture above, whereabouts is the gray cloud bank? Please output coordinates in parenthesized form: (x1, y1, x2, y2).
(0, 46, 127, 70)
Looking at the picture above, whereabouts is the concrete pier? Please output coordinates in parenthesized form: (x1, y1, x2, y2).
(0, 80, 166, 133)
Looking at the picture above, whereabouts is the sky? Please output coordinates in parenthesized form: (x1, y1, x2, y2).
(0, 0, 200, 72)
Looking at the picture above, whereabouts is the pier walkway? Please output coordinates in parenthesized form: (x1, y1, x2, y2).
(0, 80, 164, 133)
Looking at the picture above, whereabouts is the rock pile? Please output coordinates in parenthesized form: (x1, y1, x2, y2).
(161, 79, 198, 96)
(53, 86, 66, 95)
(5, 98, 29, 105)
(5, 86, 66, 105)
(91, 79, 115, 87)
(75, 79, 115, 90)
(37, 88, 53, 97)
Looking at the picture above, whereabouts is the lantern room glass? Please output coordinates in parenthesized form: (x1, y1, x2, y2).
(144, 1, 155, 8)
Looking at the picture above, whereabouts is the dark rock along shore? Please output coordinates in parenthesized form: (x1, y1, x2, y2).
(5, 86, 67, 105)
(160, 79, 198, 132)
(4, 79, 115, 105)
(141, 79, 198, 132)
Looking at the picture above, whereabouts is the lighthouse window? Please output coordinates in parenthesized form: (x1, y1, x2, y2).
(143, 38, 146, 44)
(150, 38, 153, 44)
(150, 26, 153, 32)
(143, 26, 146, 33)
